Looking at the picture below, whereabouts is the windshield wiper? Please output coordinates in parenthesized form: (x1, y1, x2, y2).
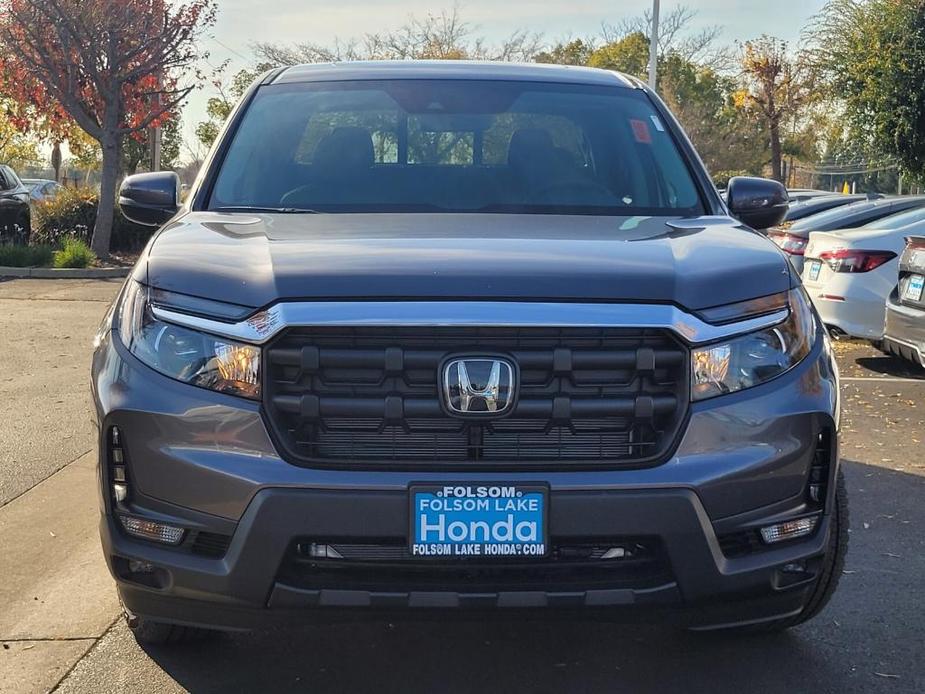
(210, 206, 324, 214)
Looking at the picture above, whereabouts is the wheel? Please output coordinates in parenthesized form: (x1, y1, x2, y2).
(729, 468, 849, 634)
(124, 607, 219, 645)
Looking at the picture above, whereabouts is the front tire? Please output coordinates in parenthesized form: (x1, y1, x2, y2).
(124, 608, 218, 645)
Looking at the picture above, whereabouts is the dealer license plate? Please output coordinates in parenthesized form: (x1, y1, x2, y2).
(410, 484, 548, 559)
(808, 260, 822, 282)
(904, 274, 924, 302)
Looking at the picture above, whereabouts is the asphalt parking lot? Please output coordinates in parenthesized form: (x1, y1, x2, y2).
(1, 278, 923, 693)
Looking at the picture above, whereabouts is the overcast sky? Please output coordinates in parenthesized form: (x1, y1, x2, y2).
(180, 0, 828, 153)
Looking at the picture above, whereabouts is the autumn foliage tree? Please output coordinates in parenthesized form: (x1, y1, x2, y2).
(739, 37, 818, 182)
(0, 0, 216, 257)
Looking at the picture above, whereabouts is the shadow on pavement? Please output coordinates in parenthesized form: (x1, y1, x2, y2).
(853, 354, 924, 379)
(131, 460, 924, 694)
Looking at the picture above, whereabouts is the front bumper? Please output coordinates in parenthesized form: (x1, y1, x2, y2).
(883, 290, 925, 366)
(92, 322, 840, 630)
(107, 489, 832, 631)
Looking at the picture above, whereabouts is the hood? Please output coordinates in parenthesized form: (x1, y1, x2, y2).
(142, 212, 792, 311)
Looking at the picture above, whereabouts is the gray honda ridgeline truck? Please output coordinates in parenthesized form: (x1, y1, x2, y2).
(92, 62, 846, 644)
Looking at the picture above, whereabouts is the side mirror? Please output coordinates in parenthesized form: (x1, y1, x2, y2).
(118, 171, 180, 227)
(726, 176, 789, 230)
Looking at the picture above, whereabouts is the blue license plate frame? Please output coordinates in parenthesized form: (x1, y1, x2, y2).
(409, 484, 549, 560)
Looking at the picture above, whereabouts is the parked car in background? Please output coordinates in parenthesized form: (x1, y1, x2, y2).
(783, 194, 875, 223)
(882, 235, 925, 367)
(858, 205, 925, 231)
(770, 196, 925, 273)
(0, 164, 32, 242)
(802, 220, 925, 340)
(23, 178, 64, 203)
(787, 189, 838, 203)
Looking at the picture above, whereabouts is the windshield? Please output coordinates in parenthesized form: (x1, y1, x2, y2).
(209, 80, 704, 216)
(862, 206, 925, 230)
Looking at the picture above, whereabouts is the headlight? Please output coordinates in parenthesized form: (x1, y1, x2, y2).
(117, 281, 261, 399)
(692, 289, 815, 401)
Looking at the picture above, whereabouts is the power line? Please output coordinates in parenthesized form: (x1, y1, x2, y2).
(794, 163, 899, 176)
(207, 35, 249, 61)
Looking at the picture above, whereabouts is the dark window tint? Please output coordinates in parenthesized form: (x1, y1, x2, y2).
(862, 206, 925, 230)
(210, 80, 703, 216)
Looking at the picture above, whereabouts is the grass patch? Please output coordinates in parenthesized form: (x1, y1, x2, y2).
(53, 237, 96, 269)
(0, 244, 55, 268)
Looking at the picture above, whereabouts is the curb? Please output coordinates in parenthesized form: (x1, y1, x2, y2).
(0, 266, 130, 279)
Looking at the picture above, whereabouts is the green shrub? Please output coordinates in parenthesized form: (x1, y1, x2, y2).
(31, 187, 97, 246)
(0, 244, 55, 268)
(53, 237, 96, 268)
(31, 186, 154, 252)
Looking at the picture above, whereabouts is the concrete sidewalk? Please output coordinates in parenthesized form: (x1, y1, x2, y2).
(0, 453, 119, 694)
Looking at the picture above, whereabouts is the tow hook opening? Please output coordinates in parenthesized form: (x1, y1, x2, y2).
(113, 556, 170, 589)
(773, 557, 822, 590)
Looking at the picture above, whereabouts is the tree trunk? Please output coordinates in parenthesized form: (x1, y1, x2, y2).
(91, 131, 119, 259)
(51, 142, 62, 183)
(769, 119, 783, 183)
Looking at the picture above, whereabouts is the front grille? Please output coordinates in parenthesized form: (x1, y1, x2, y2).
(263, 326, 688, 469)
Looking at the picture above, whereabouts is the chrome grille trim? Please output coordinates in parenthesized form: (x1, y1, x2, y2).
(151, 301, 790, 346)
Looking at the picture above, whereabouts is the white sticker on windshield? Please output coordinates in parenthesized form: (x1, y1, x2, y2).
(650, 115, 666, 132)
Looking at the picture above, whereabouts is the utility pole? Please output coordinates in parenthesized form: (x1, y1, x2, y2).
(150, 65, 163, 171)
(648, 0, 660, 90)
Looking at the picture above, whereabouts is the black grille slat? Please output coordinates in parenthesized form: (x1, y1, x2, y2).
(190, 531, 233, 558)
(263, 326, 688, 469)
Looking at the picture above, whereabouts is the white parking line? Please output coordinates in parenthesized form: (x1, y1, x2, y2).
(841, 377, 925, 384)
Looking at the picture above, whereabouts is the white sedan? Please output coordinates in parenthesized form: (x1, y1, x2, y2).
(802, 211, 925, 340)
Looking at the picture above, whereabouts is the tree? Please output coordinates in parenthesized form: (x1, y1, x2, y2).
(534, 39, 593, 67)
(0, 106, 40, 169)
(250, 5, 543, 66)
(0, 0, 216, 257)
(812, 0, 925, 181)
(602, 4, 731, 71)
(587, 32, 651, 77)
(195, 69, 257, 150)
(739, 36, 818, 182)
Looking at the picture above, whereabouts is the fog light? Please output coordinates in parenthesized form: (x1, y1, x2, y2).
(120, 516, 185, 545)
(303, 543, 343, 559)
(601, 547, 627, 559)
(113, 483, 128, 502)
(760, 516, 818, 544)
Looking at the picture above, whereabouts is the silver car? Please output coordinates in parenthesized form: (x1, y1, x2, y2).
(883, 235, 925, 366)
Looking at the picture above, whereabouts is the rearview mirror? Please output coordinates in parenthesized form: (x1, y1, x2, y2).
(118, 171, 180, 227)
(726, 176, 789, 230)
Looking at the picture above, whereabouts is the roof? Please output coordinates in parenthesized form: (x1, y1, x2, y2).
(271, 60, 638, 88)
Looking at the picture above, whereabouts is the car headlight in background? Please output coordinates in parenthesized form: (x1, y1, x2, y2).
(692, 289, 816, 401)
(117, 281, 261, 399)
